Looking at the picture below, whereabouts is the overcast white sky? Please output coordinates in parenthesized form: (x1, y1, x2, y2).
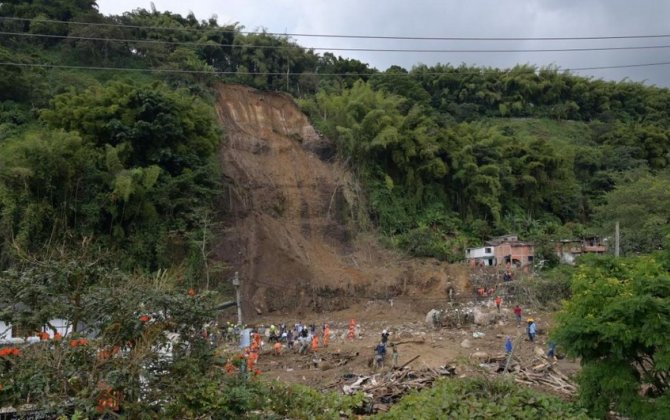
(97, 0, 670, 86)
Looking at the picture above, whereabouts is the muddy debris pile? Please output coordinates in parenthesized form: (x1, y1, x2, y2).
(335, 365, 457, 413)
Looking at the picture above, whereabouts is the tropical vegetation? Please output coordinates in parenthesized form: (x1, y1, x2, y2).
(1, 0, 670, 416)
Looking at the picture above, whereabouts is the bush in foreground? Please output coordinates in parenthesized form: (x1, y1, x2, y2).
(378, 377, 589, 419)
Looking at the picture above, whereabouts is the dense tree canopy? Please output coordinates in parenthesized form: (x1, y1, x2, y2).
(554, 255, 670, 418)
(0, 81, 221, 271)
(1, 1, 670, 414)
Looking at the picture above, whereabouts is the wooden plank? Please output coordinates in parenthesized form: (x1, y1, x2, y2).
(398, 355, 421, 370)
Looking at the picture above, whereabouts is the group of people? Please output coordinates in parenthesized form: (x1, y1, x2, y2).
(224, 296, 546, 376)
(508, 303, 537, 342)
(256, 322, 333, 354)
(373, 329, 398, 370)
(224, 322, 334, 375)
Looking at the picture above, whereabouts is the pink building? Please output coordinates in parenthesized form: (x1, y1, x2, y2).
(488, 235, 535, 270)
(465, 235, 535, 270)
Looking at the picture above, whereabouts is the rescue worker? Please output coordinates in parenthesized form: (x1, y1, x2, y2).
(299, 334, 310, 355)
(323, 324, 331, 347)
(311, 334, 319, 353)
(527, 319, 537, 342)
(381, 329, 390, 344)
(513, 305, 522, 327)
(252, 331, 262, 351)
(505, 336, 513, 354)
(374, 342, 386, 370)
(495, 295, 502, 313)
(269, 324, 278, 343)
(287, 330, 294, 349)
(503, 270, 512, 282)
(547, 342, 557, 360)
(391, 343, 399, 369)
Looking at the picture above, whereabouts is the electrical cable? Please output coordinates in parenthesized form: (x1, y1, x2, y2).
(2, 15, 670, 42)
(3, 30, 670, 54)
(1, 60, 669, 76)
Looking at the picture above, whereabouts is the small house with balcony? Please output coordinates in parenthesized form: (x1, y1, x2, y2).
(555, 236, 608, 265)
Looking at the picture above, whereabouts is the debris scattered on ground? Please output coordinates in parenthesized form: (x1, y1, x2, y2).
(476, 353, 578, 396)
(426, 306, 475, 329)
(334, 365, 457, 413)
(511, 361, 577, 395)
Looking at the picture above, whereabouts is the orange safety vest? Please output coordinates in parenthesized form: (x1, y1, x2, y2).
(323, 328, 330, 346)
(311, 335, 319, 351)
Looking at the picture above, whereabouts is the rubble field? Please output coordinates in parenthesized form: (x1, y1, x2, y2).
(220, 300, 579, 414)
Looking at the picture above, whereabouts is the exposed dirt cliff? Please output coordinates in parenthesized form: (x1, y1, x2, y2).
(214, 84, 466, 319)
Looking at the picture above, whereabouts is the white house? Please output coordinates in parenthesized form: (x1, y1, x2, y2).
(465, 246, 496, 266)
(42, 319, 73, 338)
(0, 321, 12, 340)
(0, 319, 74, 344)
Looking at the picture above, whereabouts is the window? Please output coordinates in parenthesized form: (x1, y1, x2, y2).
(528, 256, 534, 262)
(485, 247, 492, 253)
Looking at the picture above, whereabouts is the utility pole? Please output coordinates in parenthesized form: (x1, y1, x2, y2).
(615, 221, 620, 257)
(232, 271, 242, 324)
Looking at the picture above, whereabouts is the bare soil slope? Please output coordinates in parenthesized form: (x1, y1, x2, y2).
(214, 84, 465, 319)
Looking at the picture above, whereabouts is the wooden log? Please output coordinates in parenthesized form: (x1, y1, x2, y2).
(398, 355, 421, 370)
(532, 362, 550, 372)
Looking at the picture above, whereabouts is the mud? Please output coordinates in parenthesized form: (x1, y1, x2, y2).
(213, 84, 466, 320)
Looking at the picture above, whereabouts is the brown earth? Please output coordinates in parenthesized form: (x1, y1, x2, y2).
(213, 84, 467, 319)
(219, 305, 579, 402)
(212, 84, 580, 406)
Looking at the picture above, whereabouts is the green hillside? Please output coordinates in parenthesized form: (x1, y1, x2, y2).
(1, 1, 670, 417)
(2, 2, 670, 266)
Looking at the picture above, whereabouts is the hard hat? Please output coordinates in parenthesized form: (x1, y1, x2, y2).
(382, 329, 387, 334)
(527, 318, 534, 322)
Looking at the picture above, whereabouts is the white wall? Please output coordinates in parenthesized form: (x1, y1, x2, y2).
(43, 319, 72, 338)
(466, 247, 495, 259)
(0, 319, 73, 342)
(0, 321, 12, 340)
(558, 252, 577, 265)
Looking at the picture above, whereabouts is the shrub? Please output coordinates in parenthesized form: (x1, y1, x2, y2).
(379, 377, 589, 419)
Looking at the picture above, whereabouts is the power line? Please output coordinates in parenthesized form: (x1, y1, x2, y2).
(567, 62, 670, 72)
(4, 31, 670, 54)
(1, 60, 669, 76)
(2, 15, 670, 42)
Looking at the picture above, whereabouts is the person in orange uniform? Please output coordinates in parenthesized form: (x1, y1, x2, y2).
(348, 319, 356, 341)
(323, 324, 331, 347)
(495, 295, 502, 313)
(247, 349, 259, 371)
(252, 331, 262, 350)
(311, 333, 319, 353)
